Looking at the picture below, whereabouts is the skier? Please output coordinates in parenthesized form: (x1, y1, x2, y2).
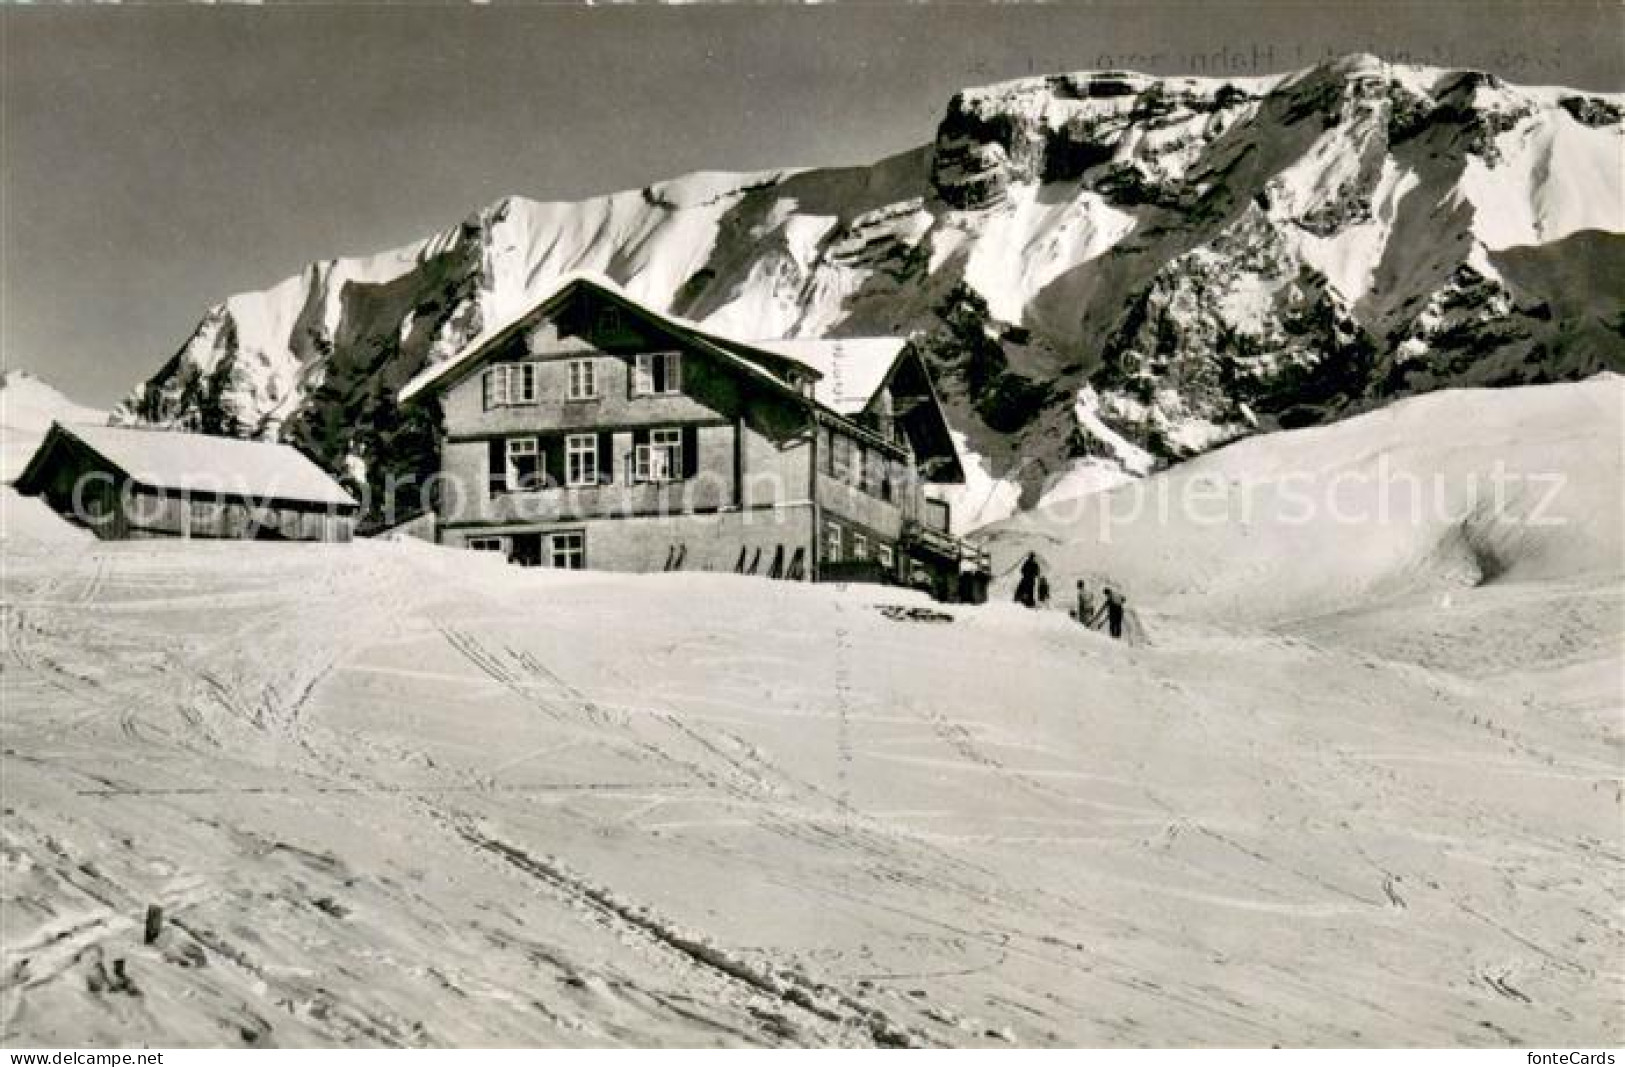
(1104, 587, 1127, 640)
(1013, 552, 1041, 608)
(1075, 580, 1095, 626)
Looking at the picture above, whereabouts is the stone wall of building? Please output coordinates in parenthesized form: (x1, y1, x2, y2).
(441, 504, 815, 577)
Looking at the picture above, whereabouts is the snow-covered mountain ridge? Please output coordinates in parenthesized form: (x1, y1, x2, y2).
(121, 55, 1624, 522)
(0, 369, 108, 483)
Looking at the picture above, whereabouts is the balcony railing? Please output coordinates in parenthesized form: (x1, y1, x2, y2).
(901, 518, 989, 571)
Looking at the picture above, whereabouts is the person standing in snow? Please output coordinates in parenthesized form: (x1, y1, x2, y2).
(1037, 574, 1051, 607)
(1075, 580, 1095, 626)
(1104, 587, 1127, 640)
(957, 556, 979, 603)
(1014, 552, 1041, 608)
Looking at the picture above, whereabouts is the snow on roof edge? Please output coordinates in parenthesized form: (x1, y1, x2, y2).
(32, 422, 358, 509)
(398, 272, 912, 416)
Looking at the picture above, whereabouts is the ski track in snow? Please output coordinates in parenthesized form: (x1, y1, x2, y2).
(0, 533, 1619, 1047)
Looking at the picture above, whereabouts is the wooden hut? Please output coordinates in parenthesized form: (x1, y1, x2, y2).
(14, 422, 358, 541)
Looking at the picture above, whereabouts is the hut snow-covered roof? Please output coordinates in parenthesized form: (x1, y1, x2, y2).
(17, 423, 357, 509)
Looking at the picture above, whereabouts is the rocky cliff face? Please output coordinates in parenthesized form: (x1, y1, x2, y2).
(122, 55, 1624, 523)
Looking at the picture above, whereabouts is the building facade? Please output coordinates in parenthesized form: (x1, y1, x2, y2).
(400, 275, 987, 595)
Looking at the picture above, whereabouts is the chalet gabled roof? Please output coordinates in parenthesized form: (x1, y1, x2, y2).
(395, 272, 967, 467)
(398, 272, 826, 407)
(400, 273, 912, 413)
(16, 422, 357, 509)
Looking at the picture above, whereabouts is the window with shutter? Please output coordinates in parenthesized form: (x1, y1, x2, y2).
(506, 437, 541, 490)
(632, 352, 681, 396)
(567, 359, 597, 400)
(565, 434, 598, 487)
(627, 441, 666, 480)
(651, 428, 681, 482)
(630, 428, 649, 482)
(486, 367, 509, 408)
(633, 428, 683, 483)
(486, 364, 537, 407)
(484, 362, 542, 404)
(636, 445, 674, 482)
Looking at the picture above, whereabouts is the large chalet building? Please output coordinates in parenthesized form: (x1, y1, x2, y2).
(399, 274, 988, 598)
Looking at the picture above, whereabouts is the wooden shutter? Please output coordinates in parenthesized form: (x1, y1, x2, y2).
(488, 366, 512, 408)
(543, 437, 565, 489)
(488, 439, 506, 494)
(597, 432, 614, 484)
(681, 425, 698, 479)
(631, 428, 651, 483)
(483, 369, 493, 410)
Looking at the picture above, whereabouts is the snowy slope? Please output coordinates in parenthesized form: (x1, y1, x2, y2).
(979, 374, 1624, 625)
(3, 375, 1620, 1045)
(0, 487, 92, 547)
(121, 57, 1623, 521)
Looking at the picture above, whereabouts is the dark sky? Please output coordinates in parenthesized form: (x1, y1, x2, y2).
(3, 1, 1620, 407)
